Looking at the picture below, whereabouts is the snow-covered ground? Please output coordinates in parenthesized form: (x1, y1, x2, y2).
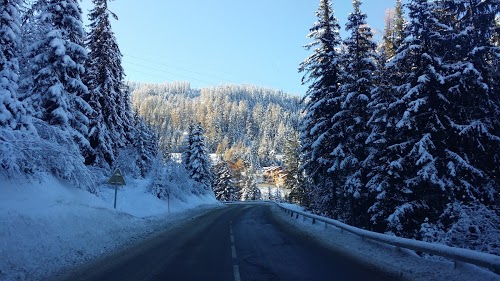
(273, 203, 500, 281)
(0, 174, 220, 281)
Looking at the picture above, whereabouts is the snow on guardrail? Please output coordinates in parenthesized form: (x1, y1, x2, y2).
(275, 203, 500, 274)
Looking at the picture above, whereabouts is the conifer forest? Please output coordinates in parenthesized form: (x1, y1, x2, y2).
(1, 0, 499, 259)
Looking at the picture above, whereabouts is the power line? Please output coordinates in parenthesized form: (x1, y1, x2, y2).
(123, 53, 240, 84)
(123, 45, 239, 78)
(123, 59, 216, 85)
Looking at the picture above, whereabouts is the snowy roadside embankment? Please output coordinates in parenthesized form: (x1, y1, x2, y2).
(273, 203, 500, 281)
(0, 174, 220, 281)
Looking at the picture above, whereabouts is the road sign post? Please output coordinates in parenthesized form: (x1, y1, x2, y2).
(107, 169, 126, 209)
(167, 191, 170, 214)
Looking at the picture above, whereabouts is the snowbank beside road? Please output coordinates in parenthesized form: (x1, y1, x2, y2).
(273, 203, 500, 281)
(0, 174, 219, 281)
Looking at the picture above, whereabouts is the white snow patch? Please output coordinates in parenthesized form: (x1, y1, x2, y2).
(0, 174, 220, 281)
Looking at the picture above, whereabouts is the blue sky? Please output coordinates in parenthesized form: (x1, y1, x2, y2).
(80, 0, 401, 96)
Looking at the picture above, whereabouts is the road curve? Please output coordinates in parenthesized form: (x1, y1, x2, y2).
(51, 204, 401, 281)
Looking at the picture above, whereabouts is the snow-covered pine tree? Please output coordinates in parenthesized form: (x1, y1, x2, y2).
(25, 0, 92, 156)
(84, 0, 132, 167)
(133, 113, 158, 177)
(187, 123, 213, 191)
(298, 0, 343, 216)
(212, 160, 237, 201)
(431, 0, 499, 243)
(240, 167, 260, 201)
(283, 131, 304, 205)
(366, 37, 399, 233)
(181, 124, 194, 172)
(376, 0, 454, 239)
(331, 0, 377, 227)
(0, 0, 30, 131)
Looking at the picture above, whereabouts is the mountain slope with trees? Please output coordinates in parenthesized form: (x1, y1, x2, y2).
(130, 82, 302, 167)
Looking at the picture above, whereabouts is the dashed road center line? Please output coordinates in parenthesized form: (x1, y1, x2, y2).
(230, 223, 241, 281)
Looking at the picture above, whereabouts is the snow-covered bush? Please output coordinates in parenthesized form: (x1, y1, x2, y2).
(419, 202, 500, 256)
(149, 159, 210, 203)
(0, 120, 97, 193)
(441, 203, 499, 255)
(0, 129, 33, 176)
(114, 147, 143, 178)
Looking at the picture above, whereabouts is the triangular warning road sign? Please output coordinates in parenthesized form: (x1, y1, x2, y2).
(112, 169, 122, 177)
(107, 169, 126, 185)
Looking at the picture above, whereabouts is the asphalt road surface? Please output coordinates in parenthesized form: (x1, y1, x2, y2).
(52, 203, 401, 281)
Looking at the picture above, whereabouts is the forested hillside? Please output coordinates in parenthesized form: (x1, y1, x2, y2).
(130, 82, 302, 166)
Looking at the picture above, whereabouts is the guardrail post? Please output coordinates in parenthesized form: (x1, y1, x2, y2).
(291, 211, 294, 217)
(312, 218, 316, 224)
(295, 213, 299, 219)
(324, 222, 327, 229)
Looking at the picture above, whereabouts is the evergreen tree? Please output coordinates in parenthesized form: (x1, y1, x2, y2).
(212, 160, 237, 201)
(298, 0, 342, 216)
(25, 0, 92, 156)
(187, 123, 213, 191)
(333, 0, 377, 226)
(374, 0, 455, 238)
(181, 124, 193, 171)
(85, 0, 131, 167)
(133, 113, 158, 177)
(283, 131, 304, 205)
(438, 0, 500, 214)
(240, 167, 260, 201)
(0, 0, 30, 130)
(366, 43, 397, 233)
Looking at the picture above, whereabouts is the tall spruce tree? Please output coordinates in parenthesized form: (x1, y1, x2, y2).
(298, 0, 342, 216)
(240, 166, 260, 201)
(283, 131, 304, 205)
(437, 0, 500, 220)
(374, 0, 456, 239)
(213, 160, 237, 201)
(133, 113, 158, 177)
(332, 0, 377, 226)
(181, 124, 193, 171)
(186, 124, 213, 191)
(85, 0, 132, 167)
(0, 0, 30, 130)
(26, 0, 92, 155)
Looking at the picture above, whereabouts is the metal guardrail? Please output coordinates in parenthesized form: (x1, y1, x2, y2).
(275, 203, 500, 274)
